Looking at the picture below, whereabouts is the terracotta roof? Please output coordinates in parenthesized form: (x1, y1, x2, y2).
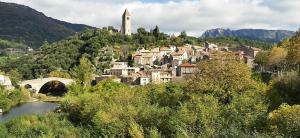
(171, 50, 185, 56)
(180, 63, 196, 67)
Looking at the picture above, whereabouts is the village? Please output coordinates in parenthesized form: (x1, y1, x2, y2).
(95, 42, 261, 86)
(93, 9, 262, 86)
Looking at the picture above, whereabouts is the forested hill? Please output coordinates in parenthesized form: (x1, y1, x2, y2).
(202, 28, 295, 43)
(0, 2, 94, 49)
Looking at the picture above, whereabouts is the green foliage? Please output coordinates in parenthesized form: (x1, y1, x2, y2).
(186, 55, 255, 102)
(267, 104, 300, 137)
(59, 71, 271, 137)
(0, 88, 30, 112)
(284, 29, 300, 64)
(70, 57, 95, 86)
(0, 2, 92, 48)
(268, 71, 300, 109)
(224, 90, 269, 132)
(48, 70, 71, 78)
(7, 69, 22, 87)
(0, 38, 27, 49)
(2, 113, 86, 137)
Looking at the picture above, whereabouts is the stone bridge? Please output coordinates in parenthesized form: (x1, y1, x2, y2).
(20, 77, 75, 94)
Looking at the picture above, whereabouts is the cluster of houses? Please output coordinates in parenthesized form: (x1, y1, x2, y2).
(96, 42, 261, 86)
(0, 47, 34, 55)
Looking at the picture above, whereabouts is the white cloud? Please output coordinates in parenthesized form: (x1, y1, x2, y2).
(2, 0, 300, 36)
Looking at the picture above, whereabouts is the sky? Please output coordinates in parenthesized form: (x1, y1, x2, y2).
(2, 0, 300, 36)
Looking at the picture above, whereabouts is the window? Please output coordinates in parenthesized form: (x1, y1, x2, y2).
(127, 17, 130, 20)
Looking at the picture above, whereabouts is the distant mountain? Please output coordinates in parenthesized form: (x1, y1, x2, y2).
(202, 28, 295, 43)
(0, 2, 95, 48)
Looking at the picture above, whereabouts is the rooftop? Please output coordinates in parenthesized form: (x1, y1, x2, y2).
(180, 63, 196, 67)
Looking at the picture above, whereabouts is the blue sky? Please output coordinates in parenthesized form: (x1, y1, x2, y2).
(2, 0, 300, 36)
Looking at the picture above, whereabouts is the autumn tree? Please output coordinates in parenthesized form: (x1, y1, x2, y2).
(285, 29, 300, 65)
(186, 52, 255, 102)
(254, 51, 269, 72)
(268, 47, 287, 73)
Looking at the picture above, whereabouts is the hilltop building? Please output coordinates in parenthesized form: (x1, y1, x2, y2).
(121, 9, 132, 36)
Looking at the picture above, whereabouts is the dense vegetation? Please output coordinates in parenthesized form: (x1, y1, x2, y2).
(0, 2, 92, 48)
(0, 38, 27, 49)
(0, 22, 299, 137)
(0, 87, 30, 112)
(1, 47, 300, 137)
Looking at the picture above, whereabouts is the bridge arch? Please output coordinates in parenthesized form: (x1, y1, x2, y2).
(39, 80, 68, 96)
(20, 77, 74, 95)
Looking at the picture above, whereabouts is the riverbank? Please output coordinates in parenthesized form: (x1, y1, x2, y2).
(0, 88, 31, 113)
(0, 101, 59, 123)
(32, 93, 63, 102)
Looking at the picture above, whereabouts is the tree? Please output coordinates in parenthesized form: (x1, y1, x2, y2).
(186, 53, 255, 102)
(7, 69, 22, 87)
(268, 47, 287, 74)
(153, 25, 160, 38)
(285, 29, 300, 65)
(70, 57, 95, 86)
(137, 27, 148, 35)
(267, 104, 300, 137)
(254, 51, 269, 72)
(179, 31, 187, 39)
(224, 90, 269, 132)
(48, 70, 71, 78)
(120, 45, 131, 62)
(268, 71, 300, 109)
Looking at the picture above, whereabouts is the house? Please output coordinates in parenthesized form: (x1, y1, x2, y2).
(0, 75, 13, 90)
(150, 69, 172, 83)
(121, 71, 150, 85)
(105, 62, 140, 77)
(171, 49, 188, 60)
(177, 63, 197, 77)
(160, 71, 173, 83)
(159, 47, 172, 57)
(204, 42, 219, 52)
(133, 48, 156, 66)
(134, 54, 153, 65)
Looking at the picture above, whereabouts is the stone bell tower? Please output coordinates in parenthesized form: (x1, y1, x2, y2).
(121, 8, 131, 36)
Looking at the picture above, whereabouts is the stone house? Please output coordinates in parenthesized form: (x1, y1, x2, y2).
(177, 63, 197, 77)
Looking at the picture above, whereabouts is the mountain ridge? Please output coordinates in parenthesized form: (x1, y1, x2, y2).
(202, 28, 295, 43)
(0, 2, 95, 48)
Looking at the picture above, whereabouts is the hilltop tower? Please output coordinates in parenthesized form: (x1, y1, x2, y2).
(121, 8, 131, 36)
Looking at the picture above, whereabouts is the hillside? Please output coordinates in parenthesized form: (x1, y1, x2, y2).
(0, 2, 94, 49)
(202, 28, 295, 43)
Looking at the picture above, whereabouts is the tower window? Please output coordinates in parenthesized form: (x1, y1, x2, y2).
(127, 17, 130, 20)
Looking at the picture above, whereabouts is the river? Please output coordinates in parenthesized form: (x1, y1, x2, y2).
(0, 101, 59, 123)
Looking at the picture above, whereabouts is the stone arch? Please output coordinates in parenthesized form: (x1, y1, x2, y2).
(38, 80, 68, 96)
